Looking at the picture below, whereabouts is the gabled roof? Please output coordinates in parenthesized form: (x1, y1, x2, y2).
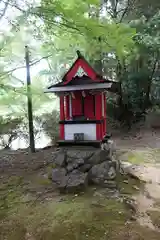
(46, 51, 121, 93)
(61, 50, 100, 84)
(48, 75, 108, 89)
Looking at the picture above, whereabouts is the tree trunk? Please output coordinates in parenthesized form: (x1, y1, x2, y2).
(143, 56, 158, 110)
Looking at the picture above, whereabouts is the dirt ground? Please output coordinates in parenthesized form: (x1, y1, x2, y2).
(0, 129, 160, 239)
(114, 129, 160, 233)
(113, 128, 160, 149)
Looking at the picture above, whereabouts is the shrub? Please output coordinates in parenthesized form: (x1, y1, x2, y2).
(40, 110, 60, 145)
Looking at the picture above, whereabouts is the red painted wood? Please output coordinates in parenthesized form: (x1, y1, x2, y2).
(65, 59, 80, 83)
(60, 96, 65, 120)
(103, 93, 107, 134)
(101, 123, 103, 139)
(95, 94, 102, 120)
(96, 124, 101, 140)
(101, 93, 106, 137)
(84, 94, 95, 119)
(60, 96, 65, 139)
(60, 125, 64, 140)
(95, 94, 103, 140)
(78, 59, 97, 80)
(65, 96, 70, 120)
(72, 91, 83, 117)
(64, 57, 101, 84)
(101, 120, 104, 138)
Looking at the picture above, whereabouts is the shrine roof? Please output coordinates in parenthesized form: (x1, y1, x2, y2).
(46, 76, 120, 93)
(48, 75, 108, 88)
(45, 51, 120, 93)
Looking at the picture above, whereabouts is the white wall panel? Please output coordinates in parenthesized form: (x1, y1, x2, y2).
(64, 124, 96, 140)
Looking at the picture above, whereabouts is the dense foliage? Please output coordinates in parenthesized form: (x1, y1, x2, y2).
(0, 0, 160, 148)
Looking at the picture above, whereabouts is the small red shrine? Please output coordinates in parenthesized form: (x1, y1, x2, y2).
(45, 51, 116, 147)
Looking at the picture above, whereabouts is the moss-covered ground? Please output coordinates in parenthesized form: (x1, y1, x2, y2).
(0, 173, 160, 240)
(117, 148, 160, 164)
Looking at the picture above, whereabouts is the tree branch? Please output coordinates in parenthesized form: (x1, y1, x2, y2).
(119, 0, 135, 23)
(0, 54, 52, 78)
(3, 0, 85, 35)
(0, 0, 9, 21)
(113, 0, 119, 18)
(105, 0, 133, 21)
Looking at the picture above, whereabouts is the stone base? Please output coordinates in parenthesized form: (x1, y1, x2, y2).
(51, 145, 118, 193)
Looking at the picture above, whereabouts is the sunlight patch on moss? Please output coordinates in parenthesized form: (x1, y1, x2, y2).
(119, 148, 160, 164)
(127, 151, 144, 164)
(34, 176, 52, 186)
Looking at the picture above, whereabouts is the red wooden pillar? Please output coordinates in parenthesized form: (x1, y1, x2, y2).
(103, 92, 107, 135)
(95, 93, 102, 140)
(101, 93, 104, 137)
(60, 96, 65, 140)
(65, 95, 70, 120)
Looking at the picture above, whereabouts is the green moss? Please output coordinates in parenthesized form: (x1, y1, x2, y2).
(46, 163, 57, 179)
(127, 152, 144, 164)
(0, 176, 24, 221)
(0, 159, 159, 240)
(8, 198, 131, 240)
(0, 219, 26, 240)
(7, 223, 26, 240)
(34, 177, 52, 186)
(119, 148, 160, 164)
(7, 176, 24, 185)
(1, 192, 160, 240)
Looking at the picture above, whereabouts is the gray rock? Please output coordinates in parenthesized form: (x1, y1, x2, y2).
(89, 162, 116, 185)
(107, 190, 119, 199)
(111, 159, 119, 171)
(87, 150, 110, 165)
(58, 176, 69, 193)
(93, 188, 119, 199)
(66, 162, 79, 172)
(67, 156, 84, 164)
(67, 150, 94, 161)
(52, 168, 67, 184)
(108, 166, 117, 180)
(76, 158, 85, 166)
(66, 157, 74, 164)
(122, 164, 142, 181)
(93, 191, 104, 198)
(66, 158, 85, 172)
(123, 197, 137, 213)
(66, 170, 88, 193)
(66, 164, 74, 172)
(123, 180, 129, 184)
(103, 180, 117, 189)
(54, 150, 66, 167)
(78, 164, 92, 173)
(66, 150, 81, 159)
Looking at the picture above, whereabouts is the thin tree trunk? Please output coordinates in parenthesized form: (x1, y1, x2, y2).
(143, 56, 159, 110)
